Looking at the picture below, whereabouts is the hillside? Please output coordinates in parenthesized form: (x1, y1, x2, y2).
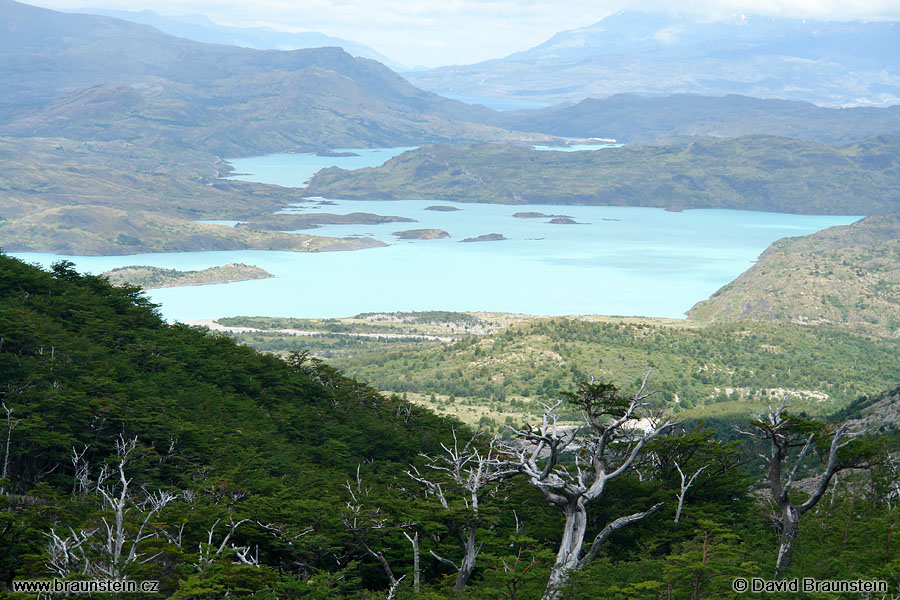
(841, 384, 900, 433)
(2, 261, 898, 598)
(688, 214, 900, 337)
(0, 0, 555, 255)
(0, 0, 538, 156)
(0, 137, 386, 254)
(500, 94, 900, 146)
(0, 253, 465, 596)
(408, 11, 900, 106)
(304, 136, 900, 215)
(211, 312, 900, 431)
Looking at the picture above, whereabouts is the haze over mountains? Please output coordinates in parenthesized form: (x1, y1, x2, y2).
(2, 0, 899, 259)
(408, 11, 900, 107)
(0, 0, 517, 155)
(76, 7, 407, 71)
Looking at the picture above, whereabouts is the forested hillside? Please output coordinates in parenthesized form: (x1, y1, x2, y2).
(0, 254, 456, 595)
(3, 254, 899, 598)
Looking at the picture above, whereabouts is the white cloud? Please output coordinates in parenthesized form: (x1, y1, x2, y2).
(31, 0, 900, 67)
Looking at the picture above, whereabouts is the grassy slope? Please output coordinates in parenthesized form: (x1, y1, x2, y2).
(0, 204, 386, 255)
(304, 136, 900, 215)
(688, 214, 900, 337)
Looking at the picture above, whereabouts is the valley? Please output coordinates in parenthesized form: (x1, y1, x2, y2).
(205, 310, 900, 433)
(2, 1, 900, 596)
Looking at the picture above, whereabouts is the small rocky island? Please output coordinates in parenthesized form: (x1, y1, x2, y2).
(102, 264, 273, 289)
(461, 233, 508, 243)
(424, 205, 461, 212)
(392, 229, 451, 240)
(548, 217, 588, 225)
(315, 150, 360, 157)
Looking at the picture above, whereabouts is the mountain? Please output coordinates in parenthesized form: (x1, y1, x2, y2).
(0, 0, 529, 155)
(407, 11, 900, 106)
(499, 94, 900, 146)
(0, 0, 550, 254)
(304, 135, 900, 215)
(76, 7, 407, 70)
(688, 213, 900, 337)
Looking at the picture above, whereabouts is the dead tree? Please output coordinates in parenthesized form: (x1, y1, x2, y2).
(1, 401, 19, 495)
(402, 531, 420, 593)
(44, 435, 178, 580)
(673, 462, 707, 524)
(343, 466, 403, 589)
(406, 429, 519, 593)
(195, 517, 259, 570)
(505, 374, 674, 600)
(740, 400, 864, 577)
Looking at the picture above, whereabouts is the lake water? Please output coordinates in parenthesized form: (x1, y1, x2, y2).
(10, 148, 860, 321)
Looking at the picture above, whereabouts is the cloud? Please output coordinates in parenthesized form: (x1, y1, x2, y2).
(32, 0, 900, 67)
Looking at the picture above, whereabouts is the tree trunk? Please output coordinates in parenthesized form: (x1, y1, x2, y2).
(775, 508, 800, 578)
(543, 503, 588, 600)
(454, 526, 480, 592)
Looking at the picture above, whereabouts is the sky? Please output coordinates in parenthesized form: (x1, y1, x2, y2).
(30, 0, 900, 67)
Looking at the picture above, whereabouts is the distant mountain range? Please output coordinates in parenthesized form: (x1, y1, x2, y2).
(408, 11, 900, 107)
(0, 0, 550, 254)
(76, 7, 407, 71)
(0, 0, 522, 155)
(498, 94, 900, 146)
(3, 0, 900, 258)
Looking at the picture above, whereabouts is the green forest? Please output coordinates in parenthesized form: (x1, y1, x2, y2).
(1, 254, 898, 599)
(219, 313, 900, 435)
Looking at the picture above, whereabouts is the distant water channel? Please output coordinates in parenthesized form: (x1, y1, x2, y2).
(12, 148, 860, 321)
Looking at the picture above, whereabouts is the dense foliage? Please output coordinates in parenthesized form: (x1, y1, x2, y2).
(1, 255, 898, 599)
(325, 316, 900, 432)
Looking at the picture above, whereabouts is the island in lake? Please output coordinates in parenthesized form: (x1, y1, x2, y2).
(548, 217, 588, 225)
(461, 233, 508, 243)
(424, 205, 462, 212)
(513, 212, 573, 219)
(102, 264, 273, 289)
(392, 229, 451, 240)
(240, 212, 416, 231)
(315, 150, 361, 157)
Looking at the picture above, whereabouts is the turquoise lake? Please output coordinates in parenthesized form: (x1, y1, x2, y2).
(12, 148, 860, 321)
